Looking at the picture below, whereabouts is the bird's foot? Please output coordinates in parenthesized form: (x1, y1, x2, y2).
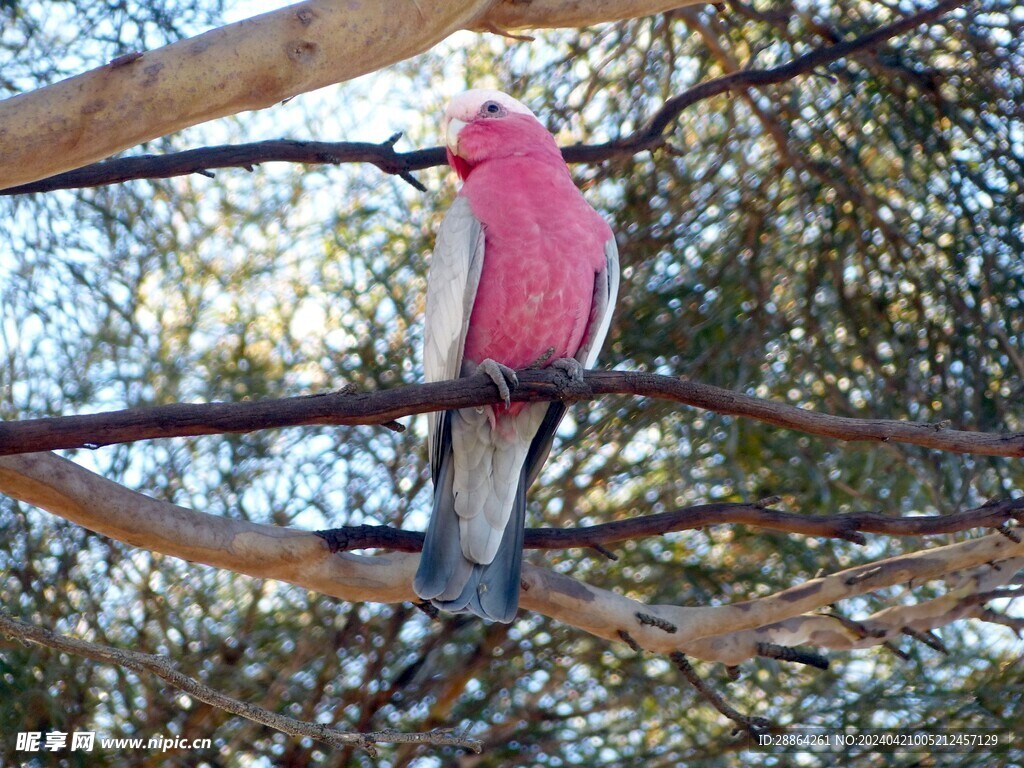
(477, 358, 518, 407)
(551, 357, 585, 383)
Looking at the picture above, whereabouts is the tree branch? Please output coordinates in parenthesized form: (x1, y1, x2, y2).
(1, 136, 447, 196)
(1, 0, 971, 196)
(755, 642, 830, 670)
(1, 451, 1023, 667)
(973, 607, 1024, 636)
(312, 498, 1024, 553)
(678, 557, 1024, 664)
(0, 611, 482, 755)
(2, 369, 1021, 458)
(670, 652, 772, 734)
(0, 0, 712, 191)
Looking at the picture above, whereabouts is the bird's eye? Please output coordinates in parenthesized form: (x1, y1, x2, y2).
(480, 101, 506, 118)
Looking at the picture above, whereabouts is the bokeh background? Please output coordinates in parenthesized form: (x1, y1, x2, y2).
(2, 0, 1022, 765)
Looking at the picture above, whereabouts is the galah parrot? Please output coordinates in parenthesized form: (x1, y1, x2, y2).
(413, 89, 619, 622)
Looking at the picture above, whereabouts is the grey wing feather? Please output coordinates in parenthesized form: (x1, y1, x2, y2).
(413, 412, 474, 600)
(415, 198, 495, 611)
(577, 236, 620, 369)
(422, 196, 486, 477)
(523, 403, 565, 491)
(524, 235, 620, 488)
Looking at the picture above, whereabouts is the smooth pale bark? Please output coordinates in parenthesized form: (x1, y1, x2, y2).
(475, 0, 702, 30)
(2, 451, 1020, 662)
(0, 0, 703, 191)
(0, 451, 416, 604)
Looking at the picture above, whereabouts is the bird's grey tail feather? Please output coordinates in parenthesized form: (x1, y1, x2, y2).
(441, 471, 525, 623)
(413, 426, 526, 623)
(413, 441, 473, 601)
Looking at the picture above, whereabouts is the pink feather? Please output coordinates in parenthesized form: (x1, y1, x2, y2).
(454, 113, 612, 416)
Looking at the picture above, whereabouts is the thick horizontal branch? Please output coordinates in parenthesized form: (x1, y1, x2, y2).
(2, 369, 1022, 457)
(0, 0, 489, 190)
(315, 498, 1024, 553)
(2, 0, 969, 195)
(1, 0, 723, 191)
(2, 451, 1023, 664)
(0, 611, 481, 755)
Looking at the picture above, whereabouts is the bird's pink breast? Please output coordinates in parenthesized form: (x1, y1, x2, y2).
(460, 157, 611, 415)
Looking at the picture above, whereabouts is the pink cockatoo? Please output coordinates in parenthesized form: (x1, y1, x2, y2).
(413, 89, 619, 622)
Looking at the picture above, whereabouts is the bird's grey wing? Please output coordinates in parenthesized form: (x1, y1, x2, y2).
(415, 411, 474, 602)
(524, 235, 619, 488)
(422, 195, 486, 479)
(415, 197, 487, 606)
(577, 235, 620, 369)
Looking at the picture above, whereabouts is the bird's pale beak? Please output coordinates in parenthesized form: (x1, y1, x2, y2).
(446, 118, 467, 155)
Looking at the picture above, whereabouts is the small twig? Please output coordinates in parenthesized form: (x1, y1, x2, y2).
(845, 565, 884, 586)
(414, 601, 441, 620)
(481, 22, 535, 42)
(636, 612, 678, 633)
(975, 608, 1024, 636)
(901, 626, 949, 654)
(0, 611, 482, 754)
(398, 171, 427, 192)
(756, 641, 830, 670)
(823, 610, 888, 639)
(960, 586, 1024, 607)
(997, 522, 1021, 543)
(881, 640, 912, 661)
(108, 51, 143, 68)
(617, 629, 643, 652)
(589, 542, 619, 561)
(670, 652, 772, 734)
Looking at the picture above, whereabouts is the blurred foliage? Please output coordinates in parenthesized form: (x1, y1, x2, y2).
(1, 0, 1023, 766)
